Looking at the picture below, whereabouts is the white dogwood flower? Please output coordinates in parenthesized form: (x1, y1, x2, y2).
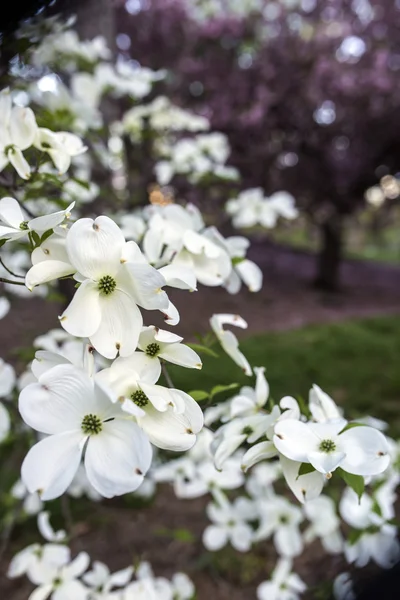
(203, 495, 255, 552)
(274, 418, 390, 476)
(138, 326, 202, 370)
(19, 364, 152, 499)
(257, 559, 306, 600)
(58, 216, 169, 358)
(255, 495, 304, 557)
(34, 128, 87, 173)
(96, 352, 203, 451)
(0, 196, 74, 242)
(27, 550, 90, 600)
(83, 562, 133, 597)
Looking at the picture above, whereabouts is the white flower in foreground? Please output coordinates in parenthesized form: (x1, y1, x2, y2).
(171, 572, 195, 600)
(19, 364, 152, 499)
(138, 326, 202, 370)
(25, 232, 76, 290)
(0, 88, 37, 179)
(96, 351, 203, 451)
(333, 572, 355, 600)
(274, 418, 390, 476)
(83, 562, 133, 597)
(255, 495, 304, 557)
(210, 313, 252, 375)
(27, 550, 90, 600)
(0, 196, 74, 242)
(203, 495, 255, 552)
(44, 216, 168, 359)
(257, 559, 306, 600)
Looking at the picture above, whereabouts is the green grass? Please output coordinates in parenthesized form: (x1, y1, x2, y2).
(167, 315, 400, 437)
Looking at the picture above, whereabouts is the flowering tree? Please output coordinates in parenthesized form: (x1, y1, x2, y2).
(120, 0, 400, 290)
(0, 9, 399, 600)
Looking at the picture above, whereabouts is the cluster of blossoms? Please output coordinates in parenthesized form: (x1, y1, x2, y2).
(226, 188, 299, 230)
(0, 14, 398, 600)
(9, 513, 195, 600)
(150, 360, 399, 598)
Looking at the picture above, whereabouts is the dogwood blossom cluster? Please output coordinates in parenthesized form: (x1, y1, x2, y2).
(8, 513, 195, 600)
(226, 188, 299, 229)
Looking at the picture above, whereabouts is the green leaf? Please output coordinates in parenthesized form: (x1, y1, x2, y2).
(297, 463, 316, 479)
(30, 231, 41, 247)
(188, 390, 209, 402)
(0, 239, 6, 248)
(337, 468, 365, 501)
(348, 528, 364, 546)
(210, 383, 239, 399)
(40, 229, 54, 244)
(340, 422, 366, 433)
(187, 343, 219, 358)
(232, 256, 245, 266)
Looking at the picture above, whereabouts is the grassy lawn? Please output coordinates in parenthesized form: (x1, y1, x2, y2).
(167, 315, 400, 437)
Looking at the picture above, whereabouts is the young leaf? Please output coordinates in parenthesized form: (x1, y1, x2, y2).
(340, 422, 366, 433)
(296, 463, 316, 479)
(187, 343, 219, 358)
(30, 231, 41, 247)
(210, 383, 239, 399)
(40, 229, 54, 244)
(188, 390, 209, 402)
(337, 468, 365, 501)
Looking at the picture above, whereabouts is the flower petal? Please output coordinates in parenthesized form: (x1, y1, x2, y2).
(274, 419, 319, 462)
(84, 419, 152, 497)
(59, 280, 101, 338)
(21, 431, 83, 500)
(66, 216, 125, 279)
(339, 426, 391, 476)
(89, 290, 142, 359)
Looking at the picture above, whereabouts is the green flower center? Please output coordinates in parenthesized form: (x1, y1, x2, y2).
(145, 342, 160, 357)
(19, 221, 29, 230)
(81, 414, 102, 435)
(242, 426, 253, 436)
(279, 514, 289, 524)
(53, 577, 62, 588)
(98, 275, 116, 295)
(131, 390, 149, 408)
(319, 439, 336, 453)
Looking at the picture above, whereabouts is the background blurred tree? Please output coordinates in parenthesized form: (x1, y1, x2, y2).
(117, 0, 400, 290)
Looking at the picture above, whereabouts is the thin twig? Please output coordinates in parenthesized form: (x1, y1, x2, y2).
(0, 502, 23, 561)
(161, 361, 175, 388)
(61, 495, 74, 537)
(0, 257, 24, 278)
(0, 277, 26, 286)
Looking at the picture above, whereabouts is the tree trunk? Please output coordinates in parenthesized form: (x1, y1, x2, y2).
(315, 217, 343, 291)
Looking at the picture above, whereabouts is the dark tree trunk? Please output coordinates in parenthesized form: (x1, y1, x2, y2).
(315, 217, 343, 291)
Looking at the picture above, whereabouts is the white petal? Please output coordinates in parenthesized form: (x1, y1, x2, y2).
(274, 420, 319, 462)
(10, 107, 37, 150)
(52, 580, 89, 600)
(19, 364, 95, 434)
(138, 391, 203, 451)
(309, 384, 342, 422)
(8, 147, 31, 179)
(90, 290, 142, 359)
(26, 260, 76, 290)
(158, 264, 197, 290)
(241, 441, 277, 471)
(231, 524, 253, 552)
(235, 259, 263, 292)
(159, 343, 202, 369)
(254, 366, 269, 406)
(339, 426, 391, 476)
(21, 431, 83, 500)
(202, 525, 227, 551)
(275, 526, 303, 557)
(0, 196, 25, 228)
(308, 450, 346, 474)
(84, 419, 152, 498)
(214, 434, 247, 470)
(59, 280, 101, 338)
(29, 202, 75, 233)
(66, 216, 125, 279)
(62, 552, 90, 579)
(38, 511, 66, 542)
(29, 584, 53, 600)
(0, 402, 10, 442)
(118, 262, 168, 310)
(279, 455, 325, 503)
(0, 296, 10, 319)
